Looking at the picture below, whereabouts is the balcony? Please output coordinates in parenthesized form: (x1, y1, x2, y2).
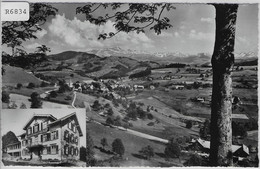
(26, 141, 43, 149)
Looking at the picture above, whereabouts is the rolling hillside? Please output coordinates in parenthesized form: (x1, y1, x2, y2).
(2, 65, 42, 86)
(46, 51, 160, 78)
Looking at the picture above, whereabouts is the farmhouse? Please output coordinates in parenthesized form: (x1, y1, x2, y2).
(190, 138, 249, 159)
(134, 85, 144, 91)
(6, 112, 83, 162)
(171, 85, 185, 90)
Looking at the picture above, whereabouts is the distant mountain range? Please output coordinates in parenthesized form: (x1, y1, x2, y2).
(87, 47, 257, 65)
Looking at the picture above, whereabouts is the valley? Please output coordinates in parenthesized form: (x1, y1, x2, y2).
(2, 49, 258, 167)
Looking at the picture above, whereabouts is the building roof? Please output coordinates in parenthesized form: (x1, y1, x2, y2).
(23, 114, 57, 130)
(231, 114, 249, 120)
(48, 112, 83, 137)
(196, 138, 248, 154)
(22, 113, 83, 137)
(241, 144, 250, 155)
(6, 141, 21, 147)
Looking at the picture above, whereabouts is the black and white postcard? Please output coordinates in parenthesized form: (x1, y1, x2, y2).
(1, 0, 259, 167)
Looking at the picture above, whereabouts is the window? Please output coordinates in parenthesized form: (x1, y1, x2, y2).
(34, 123, 39, 133)
(71, 147, 74, 156)
(42, 147, 47, 155)
(74, 147, 78, 156)
(22, 149, 29, 156)
(64, 145, 69, 155)
(71, 134, 74, 143)
(42, 121, 48, 130)
(22, 140, 26, 146)
(64, 130, 69, 142)
(27, 127, 32, 135)
(72, 124, 75, 133)
(75, 137, 78, 145)
(68, 122, 71, 129)
(28, 139, 31, 145)
(51, 145, 58, 154)
(43, 134, 48, 142)
(51, 132, 55, 140)
(47, 147, 51, 154)
(35, 136, 38, 144)
(51, 131, 58, 140)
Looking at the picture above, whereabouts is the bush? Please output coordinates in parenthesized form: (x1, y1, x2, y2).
(186, 120, 193, 129)
(101, 138, 108, 149)
(40, 81, 49, 87)
(16, 83, 23, 89)
(2, 91, 10, 103)
(147, 122, 154, 126)
(112, 138, 125, 157)
(139, 145, 154, 160)
(106, 117, 114, 125)
(8, 101, 18, 109)
(185, 154, 203, 166)
(147, 113, 154, 120)
(92, 100, 102, 111)
(27, 82, 36, 89)
(49, 91, 58, 98)
(104, 103, 111, 108)
(164, 139, 181, 158)
(30, 92, 42, 108)
(20, 103, 27, 109)
(65, 95, 72, 100)
(107, 108, 114, 116)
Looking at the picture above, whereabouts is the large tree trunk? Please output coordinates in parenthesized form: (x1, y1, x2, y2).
(209, 4, 238, 166)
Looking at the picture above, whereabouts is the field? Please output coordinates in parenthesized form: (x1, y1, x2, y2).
(2, 65, 42, 86)
(2, 93, 73, 109)
(87, 122, 186, 167)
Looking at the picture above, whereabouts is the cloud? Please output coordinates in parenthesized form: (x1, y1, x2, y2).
(48, 14, 154, 50)
(158, 32, 173, 37)
(34, 29, 47, 39)
(200, 17, 214, 24)
(236, 36, 250, 47)
(236, 36, 247, 43)
(180, 25, 186, 30)
(189, 30, 214, 41)
(174, 32, 179, 37)
(25, 42, 41, 50)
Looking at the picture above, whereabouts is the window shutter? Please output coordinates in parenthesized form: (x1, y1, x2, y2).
(56, 145, 59, 154)
(56, 131, 59, 139)
(47, 133, 50, 141)
(41, 123, 43, 131)
(64, 131, 66, 140)
(40, 135, 43, 142)
(32, 127, 34, 133)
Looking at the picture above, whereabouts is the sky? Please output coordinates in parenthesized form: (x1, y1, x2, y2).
(3, 3, 258, 55)
(1, 109, 86, 147)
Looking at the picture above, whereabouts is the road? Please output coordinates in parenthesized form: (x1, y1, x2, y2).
(91, 118, 169, 144)
(71, 91, 77, 108)
(126, 128, 168, 143)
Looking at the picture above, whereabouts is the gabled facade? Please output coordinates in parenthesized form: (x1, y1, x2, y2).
(6, 113, 83, 162)
(6, 142, 21, 158)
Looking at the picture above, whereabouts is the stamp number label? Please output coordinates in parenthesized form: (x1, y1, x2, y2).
(1, 2, 29, 21)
